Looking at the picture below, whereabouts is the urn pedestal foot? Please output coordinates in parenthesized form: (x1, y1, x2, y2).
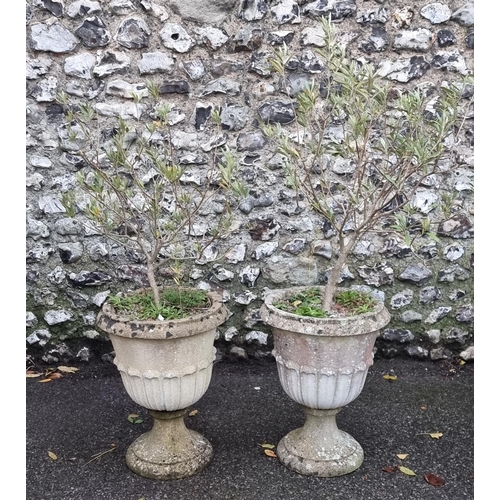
(125, 409, 213, 480)
(277, 407, 363, 477)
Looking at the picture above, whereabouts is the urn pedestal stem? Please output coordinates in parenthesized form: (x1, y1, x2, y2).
(125, 409, 213, 480)
(277, 407, 363, 477)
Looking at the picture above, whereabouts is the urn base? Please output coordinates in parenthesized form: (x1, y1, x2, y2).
(277, 407, 363, 477)
(125, 409, 212, 480)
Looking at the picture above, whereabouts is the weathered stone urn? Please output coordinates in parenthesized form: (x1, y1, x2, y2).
(260, 287, 391, 477)
(96, 290, 227, 480)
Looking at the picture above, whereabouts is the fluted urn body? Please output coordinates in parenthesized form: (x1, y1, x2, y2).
(260, 287, 391, 477)
(97, 289, 227, 480)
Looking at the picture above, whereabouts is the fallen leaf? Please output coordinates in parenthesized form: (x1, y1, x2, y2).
(38, 379, 53, 383)
(127, 414, 144, 424)
(48, 451, 58, 461)
(424, 472, 445, 487)
(264, 449, 277, 458)
(459, 359, 466, 366)
(292, 300, 302, 307)
(57, 366, 79, 374)
(382, 466, 397, 474)
(398, 466, 416, 476)
(420, 405, 427, 410)
(429, 432, 443, 440)
(26, 372, 43, 378)
(259, 443, 276, 449)
(397, 454, 408, 460)
(383, 374, 398, 381)
(188, 409, 199, 417)
(48, 372, 63, 380)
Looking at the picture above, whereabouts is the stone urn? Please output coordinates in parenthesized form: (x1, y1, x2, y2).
(96, 290, 227, 480)
(260, 287, 391, 477)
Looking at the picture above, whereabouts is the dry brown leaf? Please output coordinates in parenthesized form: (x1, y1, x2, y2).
(429, 432, 443, 439)
(188, 409, 199, 417)
(397, 454, 408, 460)
(48, 372, 63, 380)
(264, 449, 277, 458)
(424, 472, 445, 487)
(398, 466, 416, 476)
(259, 443, 276, 449)
(26, 372, 43, 378)
(382, 466, 397, 473)
(383, 374, 398, 381)
(48, 451, 58, 461)
(420, 405, 427, 410)
(57, 366, 79, 374)
(39, 378, 53, 383)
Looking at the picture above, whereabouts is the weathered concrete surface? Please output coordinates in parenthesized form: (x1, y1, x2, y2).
(26, 358, 473, 500)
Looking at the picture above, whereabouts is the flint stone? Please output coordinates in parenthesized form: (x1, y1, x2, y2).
(253, 242, 279, 260)
(398, 263, 432, 285)
(300, 26, 325, 47)
(232, 27, 263, 51)
(432, 51, 468, 74)
(268, 30, 294, 45)
(106, 79, 148, 99)
(240, 266, 261, 287)
(303, 0, 356, 20)
(419, 286, 442, 305)
(27, 329, 52, 346)
(239, 193, 274, 214)
(221, 104, 248, 131)
(258, 101, 295, 124)
(58, 243, 84, 264)
(390, 289, 414, 309)
(68, 270, 112, 287)
(30, 23, 79, 53)
(250, 52, 273, 76)
(424, 306, 452, 324)
(67, 0, 101, 18)
(451, 2, 474, 26)
(64, 53, 96, 79)
(115, 18, 151, 49)
(283, 238, 306, 255)
(75, 16, 110, 48)
(456, 304, 473, 323)
(160, 24, 194, 53)
(358, 262, 394, 286)
(245, 331, 268, 345)
(430, 347, 453, 360)
(234, 291, 257, 305)
(438, 264, 470, 282)
(200, 78, 241, 96)
(418, 242, 439, 260)
(356, 7, 388, 24)
(34, 0, 64, 16)
(47, 266, 66, 285)
(406, 346, 429, 359)
(93, 51, 131, 77)
(444, 243, 464, 262)
(249, 218, 280, 241)
(381, 328, 414, 343)
(138, 52, 175, 75)
(226, 244, 247, 263)
(96, 102, 145, 120)
(167, 0, 237, 23)
(377, 56, 430, 82)
(449, 289, 466, 301)
(237, 131, 266, 151)
(110, 0, 136, 14)
(212, 266, 234, 281)
(240, 0, 268, 21)
(158, 80, 189, 95)
(39, 195, 65, 214)
(437, 29, 456, 47)
(394, 28, 433, 51)
(300, 50, 325, 73)
(420, 3, 451, 24)
(193, 27, 229, 50)
(423, 329, 441, 344)
(460, 346, 474, 360)
(438, 214, 474, 238)
(26, 219, 50, 240)
(26, 57, 52, 79)
(400, 310, 422, 323)
(192, 102, 213, 131)
(311, 241, 332, 259)
(26, 312, 38, 328)
(44, 310, 73, 325)
(412, 189, 439, 214)
(271, 0, 301, 25)
(465, 31, 474, 49)
(381, 238, 411, 258)
(31, 76, 58, 102)
(181, 59, 206, 80)
(360, 26, 389, 53)
(443, 327, 468, 345)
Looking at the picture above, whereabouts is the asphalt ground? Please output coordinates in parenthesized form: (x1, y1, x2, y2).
(26, 357, 474, 500)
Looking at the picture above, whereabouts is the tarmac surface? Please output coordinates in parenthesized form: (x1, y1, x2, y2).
(26, 357, 474, 500)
